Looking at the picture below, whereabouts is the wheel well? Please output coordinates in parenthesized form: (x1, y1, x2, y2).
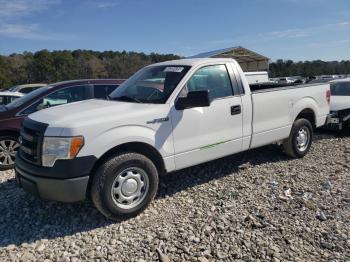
(0, 130, 20, 139)
(296, 109, 316, 129)
(86, 142, 166, 197)
(91, 142, 166, 176)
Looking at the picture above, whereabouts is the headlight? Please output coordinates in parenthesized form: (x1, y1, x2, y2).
(42, 136, 84, 167)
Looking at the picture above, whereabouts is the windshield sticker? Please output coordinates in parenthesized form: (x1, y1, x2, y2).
(164, 67, 184, 73)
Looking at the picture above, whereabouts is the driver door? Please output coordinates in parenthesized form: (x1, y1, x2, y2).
(170, 64, 243, 170)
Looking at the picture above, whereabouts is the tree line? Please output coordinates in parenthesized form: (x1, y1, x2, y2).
(0, 50, 180, 89)
(269, 59, 350, 78)
(0, 50, 350, 89)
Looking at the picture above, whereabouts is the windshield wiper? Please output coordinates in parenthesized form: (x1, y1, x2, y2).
(112, 95, 142, 103)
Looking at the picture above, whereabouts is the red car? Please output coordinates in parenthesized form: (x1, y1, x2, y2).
(0, 79, 124, 170)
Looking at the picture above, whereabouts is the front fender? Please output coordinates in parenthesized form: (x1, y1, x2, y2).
(78, 125, 174, 159)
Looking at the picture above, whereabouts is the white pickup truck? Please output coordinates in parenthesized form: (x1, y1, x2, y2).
(15, 58, 330, 220)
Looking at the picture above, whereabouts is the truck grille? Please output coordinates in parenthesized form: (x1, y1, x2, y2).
(19, 118, 48, 165)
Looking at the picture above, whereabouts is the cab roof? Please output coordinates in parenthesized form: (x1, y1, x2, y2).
(152, 58, 237, 67)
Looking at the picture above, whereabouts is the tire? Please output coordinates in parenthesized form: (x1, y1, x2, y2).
(282, 118, 313, 158)
(91, 152, 159, 221)
(0, 136, 20, 170)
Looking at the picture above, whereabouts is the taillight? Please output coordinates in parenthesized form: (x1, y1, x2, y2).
(326, 90, 331, 105)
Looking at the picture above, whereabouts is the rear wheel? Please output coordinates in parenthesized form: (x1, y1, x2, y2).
(91, 152, 159, 221)
(0, 136, 20, 170)
(283, 118, 313, 158)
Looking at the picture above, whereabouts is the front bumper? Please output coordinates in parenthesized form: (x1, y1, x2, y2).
(15, 154, 97, 202)
(16, 167, 89, 202)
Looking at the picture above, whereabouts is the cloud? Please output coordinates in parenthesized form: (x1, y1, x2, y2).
(0, 0, 60, 20)
(97, 1, 120, 8)
(0, 0, 67, 40)
(0, 24, 39, 37)
(334, 21, 350, 28)
(338, 39, 350, 43)
(205, 20, 350, 52)
(308, 38, 350, 49)
(268, 29, 311, 39)
(0, 23, 69, 40)
(264, 20, 350, 40)
(84, 0, 120, 9)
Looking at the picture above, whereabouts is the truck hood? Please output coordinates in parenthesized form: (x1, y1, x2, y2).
(330, 96, 350, 111)
(29, 99, 170, 131)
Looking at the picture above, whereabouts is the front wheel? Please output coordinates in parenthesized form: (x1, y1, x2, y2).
(91, 152, 159, 221)
(0, 136, 20, 170)
(283, 118, 313, 158)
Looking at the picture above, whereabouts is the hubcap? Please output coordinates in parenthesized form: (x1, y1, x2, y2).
(122, 179, 138, 196)
(296, 128, 310, 152)
(0, 139, 20, 166)
(111, 167, 149, 209)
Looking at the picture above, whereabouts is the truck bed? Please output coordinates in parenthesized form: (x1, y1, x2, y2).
(249, 82, 325, 93)
(249, 82, 330, 149)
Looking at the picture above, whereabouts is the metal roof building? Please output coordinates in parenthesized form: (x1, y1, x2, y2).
(190, 46, 270, 72)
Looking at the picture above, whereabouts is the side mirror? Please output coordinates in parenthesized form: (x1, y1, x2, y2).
(175, 90, 210, 110)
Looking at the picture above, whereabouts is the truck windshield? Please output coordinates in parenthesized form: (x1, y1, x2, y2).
(331, 82, 350, 96)
(109, 65, 191, 104)
(6, 85, 52, 110)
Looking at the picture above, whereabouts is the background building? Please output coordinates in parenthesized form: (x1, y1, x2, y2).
(190, 46, 270, 72)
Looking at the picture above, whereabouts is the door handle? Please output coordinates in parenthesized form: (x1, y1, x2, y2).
(231, 105, 241, 115)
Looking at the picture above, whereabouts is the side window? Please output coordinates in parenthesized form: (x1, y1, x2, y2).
(183, 65, 233, 101)
(93, 85, 119, 99)
(21, 85, 88, 115)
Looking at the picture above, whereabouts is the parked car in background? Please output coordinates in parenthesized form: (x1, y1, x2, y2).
(318, 75, 343, 81)
(277, 76, 305, 84)
(277, 77, 295, 84)
(306, 79, 331, 85)
(327, 78, 350, 130)
(0, 79, 124, 170)
(0, 91, 24, 105)
(15, 58, 330, 220)
(3, 83, 47, 94)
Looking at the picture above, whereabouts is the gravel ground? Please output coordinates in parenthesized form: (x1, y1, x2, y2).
(0, 131, 349, 261)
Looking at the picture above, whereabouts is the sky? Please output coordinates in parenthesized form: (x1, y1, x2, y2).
(0, 0, 350, 61)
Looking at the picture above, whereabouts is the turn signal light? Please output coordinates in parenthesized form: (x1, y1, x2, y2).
(70, 136, 84, 159)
